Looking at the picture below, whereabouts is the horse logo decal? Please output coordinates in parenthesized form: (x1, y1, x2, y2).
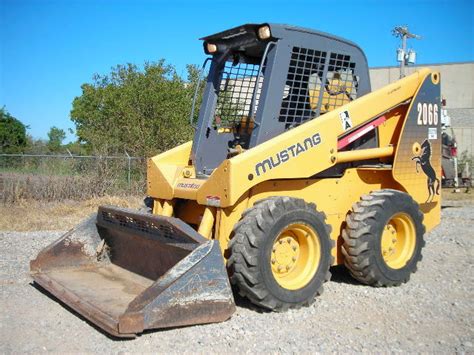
(412, 139, 440, 202)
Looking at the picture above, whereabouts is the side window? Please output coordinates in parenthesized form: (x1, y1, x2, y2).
(319, 53, 359, 114)
(279, 48, 359, 130)
(278, 47, 326, 129)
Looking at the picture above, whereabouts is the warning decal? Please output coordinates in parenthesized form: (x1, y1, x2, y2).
(339, 110, 353, 131)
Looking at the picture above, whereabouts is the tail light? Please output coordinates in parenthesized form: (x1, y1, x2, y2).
(451, 146, 457, 157)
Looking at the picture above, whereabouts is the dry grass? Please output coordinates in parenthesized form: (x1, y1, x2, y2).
(0, 189, 471, 232)
(0, 195, 143, 231)
(1, 172, 145, 204)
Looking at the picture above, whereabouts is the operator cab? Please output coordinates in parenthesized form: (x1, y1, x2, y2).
(191, 24, 371, 176)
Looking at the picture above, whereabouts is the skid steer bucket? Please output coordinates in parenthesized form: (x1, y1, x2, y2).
(30, 206, 235, 337)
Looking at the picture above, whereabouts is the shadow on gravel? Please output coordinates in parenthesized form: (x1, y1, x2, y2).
(329, 265, 363, 286)
(232, 292, 270, 313)
(441, 205, 461, 209)
(29, 282, 134, 341)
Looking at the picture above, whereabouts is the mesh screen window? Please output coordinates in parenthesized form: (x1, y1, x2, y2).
(321, 53, 358, 114)
(214, 61, 262, 129)
(279, 47, 327, 128)
(279, 47, 359, 129)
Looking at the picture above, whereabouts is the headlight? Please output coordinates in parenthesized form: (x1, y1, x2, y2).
(206, 43, 217, 54)
(257, 25, 271, 40)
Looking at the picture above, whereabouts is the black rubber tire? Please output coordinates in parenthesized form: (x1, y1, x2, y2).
(341, 189, 425, 286)
(227, 196, 333, 311)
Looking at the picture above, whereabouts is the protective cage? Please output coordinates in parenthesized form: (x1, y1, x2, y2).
(191, 24, 370, 175)
(30, 206, 235, 337)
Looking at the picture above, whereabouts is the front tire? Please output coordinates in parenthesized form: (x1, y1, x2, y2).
(341, 189, 425, 286)
(228, 197, 333, 311)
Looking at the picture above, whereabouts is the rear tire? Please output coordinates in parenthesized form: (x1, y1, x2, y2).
(228, 197, 333, 311)
(341, 189, 425, 286)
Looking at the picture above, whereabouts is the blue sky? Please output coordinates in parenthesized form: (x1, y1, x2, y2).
(1, 0, 473, 142)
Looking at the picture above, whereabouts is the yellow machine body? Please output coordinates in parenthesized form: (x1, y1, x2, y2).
(148, 69, 442, 262)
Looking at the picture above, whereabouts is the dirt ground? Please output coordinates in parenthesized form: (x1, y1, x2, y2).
(0, 193, 473, 353)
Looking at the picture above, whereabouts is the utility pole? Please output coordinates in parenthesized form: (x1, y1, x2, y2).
(392, 26, 421, 78)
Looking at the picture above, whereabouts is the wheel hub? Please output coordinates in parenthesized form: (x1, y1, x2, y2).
(381, 224, 397, 258)
(272, 236, 300, 275)
(270, 223, 321, 290)
(380, 213, 416, 269)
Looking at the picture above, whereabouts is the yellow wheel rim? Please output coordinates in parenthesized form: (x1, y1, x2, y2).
(381, 213, 416, 269)
(271, 223, 320, 290)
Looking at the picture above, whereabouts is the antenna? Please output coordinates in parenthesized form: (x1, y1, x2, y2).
(392, 26, 422, 78)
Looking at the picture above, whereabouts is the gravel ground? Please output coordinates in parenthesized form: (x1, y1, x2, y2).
(1, 201, 473, 353)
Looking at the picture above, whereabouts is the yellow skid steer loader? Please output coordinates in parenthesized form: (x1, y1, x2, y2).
(31, 23, 442, 337)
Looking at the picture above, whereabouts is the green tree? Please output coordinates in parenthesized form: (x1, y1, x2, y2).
(25, 135, 49, 154)
(0, 107, 28, 153)
(186, 63, 206, 126)
(64, 140, 90, 155)
(70, 60, 199, 157)
(47, 126, 66, 153)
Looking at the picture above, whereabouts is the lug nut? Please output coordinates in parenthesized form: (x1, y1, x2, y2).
(277, 266, 282, 271)
(292, 246, 297, 251)
(292, 256, 296, 262)
(286, 265, 290, 271)
(287, 238, 292, 243)
(271, 259, 276, 264)
(279, 240, 283, 244)
(392, 238, 396, 243)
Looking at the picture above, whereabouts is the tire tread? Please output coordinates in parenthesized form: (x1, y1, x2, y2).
(229, 196, 334, 311)
(341, 189, 425, 286)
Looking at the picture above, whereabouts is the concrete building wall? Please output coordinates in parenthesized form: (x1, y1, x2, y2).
(369, 62, 474, 166)
(369, 62, 474, 111)
(452, 126, 474, 156)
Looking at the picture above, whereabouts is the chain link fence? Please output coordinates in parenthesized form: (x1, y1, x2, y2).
(0, 153, 146, 203)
